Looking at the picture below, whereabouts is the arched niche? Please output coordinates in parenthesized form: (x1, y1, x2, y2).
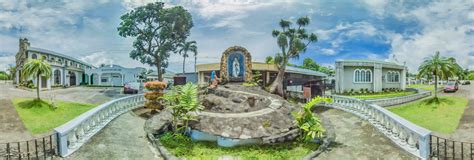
(219, 46, 253, 83)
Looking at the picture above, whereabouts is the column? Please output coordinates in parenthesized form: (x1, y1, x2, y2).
(401, 67, 406, 90)
(122, 74, 125, 85)
(373, 64, 383, 92)
(98, 74, 102, 85)
(15, 69, 20, 84)
(266, 71, 270, 84)
(335, 62, 344, 93)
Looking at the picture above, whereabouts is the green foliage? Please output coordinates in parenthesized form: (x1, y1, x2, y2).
(292, 96, 332, 142)
(265, 56, 274, 64)
(268, 16, 318, 96)
(417, 51, 462, 98)
(160, 131, 319, 159)
(161, 82, 202, 132)
(0, 72, 9, 80)
(21, 58, 52, 100)
(467, 72, 474, 80)
(117, 2, 193, 81)
(177, 40, 197, 74)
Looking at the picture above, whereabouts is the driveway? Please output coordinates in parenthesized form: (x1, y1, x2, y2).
(0, 83, 129, 143)
(436, 81, 474, 142)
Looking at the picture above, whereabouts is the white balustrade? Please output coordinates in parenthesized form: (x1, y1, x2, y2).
(365, 88, 431, 107)
(54, 94, 145, 157)
(323, 95, 431, 159)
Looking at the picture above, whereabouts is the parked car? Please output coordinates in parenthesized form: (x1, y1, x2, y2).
(124, 82, 140, 94)
(461, 80, 470, 85)
(443, 81, 459, 93)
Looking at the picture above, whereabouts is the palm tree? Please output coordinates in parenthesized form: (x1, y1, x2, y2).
(22, 58, 52, 100)
(417, 51, 460, 99)
(177, 40, 197, 74)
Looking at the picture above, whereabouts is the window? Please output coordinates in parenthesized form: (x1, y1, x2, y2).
(354, 69, 372, 83)
(31, 54, 37, 59)
(101, 78, 108, 82)
(386, 71, 400, 83)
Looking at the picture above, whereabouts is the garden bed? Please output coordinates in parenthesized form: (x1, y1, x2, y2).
(159, 132, 319, 159)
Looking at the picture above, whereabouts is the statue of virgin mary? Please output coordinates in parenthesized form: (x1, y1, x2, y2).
(232, 57, 240, 78)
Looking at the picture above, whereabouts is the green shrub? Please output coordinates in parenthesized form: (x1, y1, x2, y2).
(292, 96, 332, 141)
(161, 83, 203, 132)
(159, 132, 193, 156)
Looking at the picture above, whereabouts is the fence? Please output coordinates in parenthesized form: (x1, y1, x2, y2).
(54, 94, 145, 157)
(1, 134, 56, 159)
(365, 88, 431, 107)
(430, 135, 474, 159)
(323, 95, 432, 159)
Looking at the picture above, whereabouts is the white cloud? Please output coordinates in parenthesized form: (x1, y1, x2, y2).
(388, 0, 474, 71)
(80, 51, 114, 67)
(361, 0, 389, 17)
(0, 56, 15, 72)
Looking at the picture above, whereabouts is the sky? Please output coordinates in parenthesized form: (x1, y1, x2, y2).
(0, 0, 473, 74)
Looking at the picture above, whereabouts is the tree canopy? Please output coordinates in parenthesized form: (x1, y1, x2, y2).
(118, 2, 193, 81)
(22, 59, 51, 100)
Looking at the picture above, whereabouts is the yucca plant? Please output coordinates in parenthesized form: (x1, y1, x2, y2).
(161, 82, 203, 132)
(292, 96, 332, 142)
(22, 58, 52, 100)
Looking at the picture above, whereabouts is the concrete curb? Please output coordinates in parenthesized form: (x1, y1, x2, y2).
(302, 115, 336, 160)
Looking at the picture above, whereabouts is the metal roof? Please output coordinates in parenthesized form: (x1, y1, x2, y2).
(286, 66, 327, 77)
(28, 47, 94, 67)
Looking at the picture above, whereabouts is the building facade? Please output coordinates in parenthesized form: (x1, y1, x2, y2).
(15, 38, 95, 89)
(335, 60, 407, 93)
(85, 64, 145, 86)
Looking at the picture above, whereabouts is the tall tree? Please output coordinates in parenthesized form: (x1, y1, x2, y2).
(177, 40, 197, 74)
(417, 51, 461, 99)
(302, 58, 320, 71)
(22, 59, 51, 100)
(268, 17, 318, 96)
(265, 56, 274, 64)
(118, 2, 193, 81)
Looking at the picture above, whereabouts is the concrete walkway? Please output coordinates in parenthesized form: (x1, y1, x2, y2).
(65, 112, 162, 160)
(436, 81, 474, 142)
(0, 99, 34, 143)
(315, 108, 415, 160)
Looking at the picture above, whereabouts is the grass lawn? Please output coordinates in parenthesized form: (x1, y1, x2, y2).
(388, 96, 468, 133)
(13, 98, 96, 134)
(408, 84, 444, 93)
(160, 133, 318, 160)
(348, 91, 416, 100)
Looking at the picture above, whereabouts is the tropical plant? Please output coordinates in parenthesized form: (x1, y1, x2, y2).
(417, 51, 461, 100)
(7, 65, 16, 81)
(117, 2, 193, 81)
(21, 58, 52, 100)
(268, 17, 318, 96)
(177, 40, 197, 74)
(292, 96, 332, 142)
(161, 82, 202, 132)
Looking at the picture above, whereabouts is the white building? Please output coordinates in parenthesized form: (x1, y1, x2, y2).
(85, 64, 145, 86)
(15, 38, 95, 89)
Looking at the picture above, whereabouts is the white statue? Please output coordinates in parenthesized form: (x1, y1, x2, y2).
(232, 57, 240, 78)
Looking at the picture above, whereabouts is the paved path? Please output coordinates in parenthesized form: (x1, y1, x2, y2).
(315, 108, 415, 160)
(436, 81, 474, 142)
(65, 112, 162, 160)
(0, 99, 34, 142)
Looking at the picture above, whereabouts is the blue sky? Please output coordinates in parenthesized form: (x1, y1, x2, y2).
(0, 0, 473, 73)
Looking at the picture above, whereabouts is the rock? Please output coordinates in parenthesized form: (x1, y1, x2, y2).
(144, 110, 173, 135)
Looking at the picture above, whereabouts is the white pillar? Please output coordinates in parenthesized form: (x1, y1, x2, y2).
(15, 70, 20, 84)
(98, 74, 102, 85)
(121, 74, 125, 85)
(401, 68, 406, 90)
(373, 64, 383, 92)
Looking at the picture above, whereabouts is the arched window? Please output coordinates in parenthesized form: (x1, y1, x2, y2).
(54, 70, 61, 85)
(354, 69, 372, 83)
(31, 54, 37, 59)
(386, 71, 400, 83)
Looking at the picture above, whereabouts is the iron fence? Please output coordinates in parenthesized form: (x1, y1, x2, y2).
(1, 134, 57, 159)
(431, 135, 474, 160)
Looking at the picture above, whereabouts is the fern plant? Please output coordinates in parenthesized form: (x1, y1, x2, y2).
(161, 82, 203, 132)
(292, 96, 332, 142)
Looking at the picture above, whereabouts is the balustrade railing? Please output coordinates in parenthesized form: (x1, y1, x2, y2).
(54, 94, 145, 157)
(323, 95, 431, 159)
(365, 88, 431, 107)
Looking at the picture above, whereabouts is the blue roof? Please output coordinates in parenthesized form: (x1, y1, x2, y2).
(28, 47, 94, 67)
(286, 66, 327, 77)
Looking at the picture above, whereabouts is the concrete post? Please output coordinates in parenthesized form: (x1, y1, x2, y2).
(373, 64, 383, 92)
(98, 74, 102, 85)
(401, 68, 406, 90)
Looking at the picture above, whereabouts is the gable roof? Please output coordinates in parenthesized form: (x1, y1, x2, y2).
(28, 47, 94, 67)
